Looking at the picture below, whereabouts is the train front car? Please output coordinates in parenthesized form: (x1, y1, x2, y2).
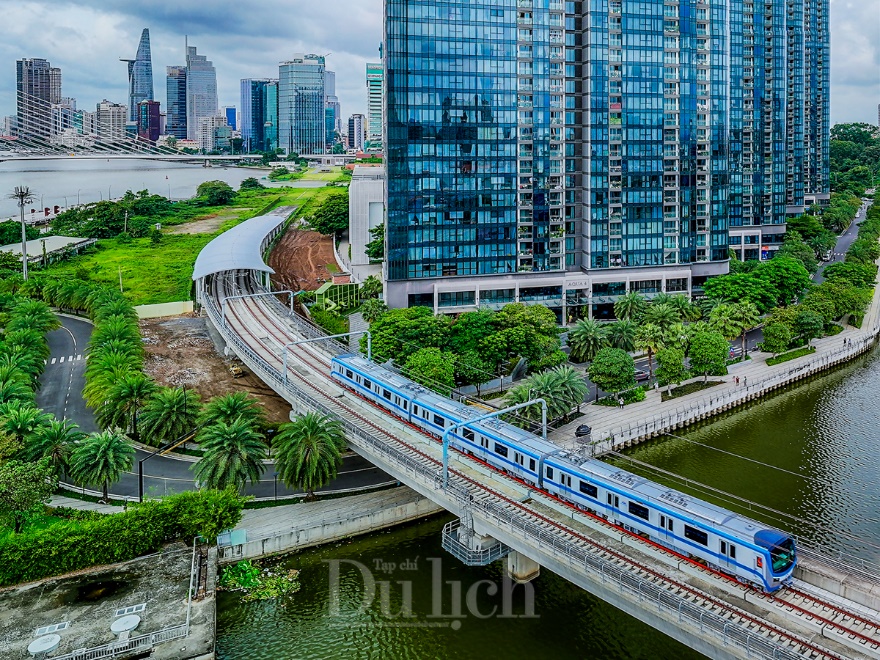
(755, 530, 797, 589)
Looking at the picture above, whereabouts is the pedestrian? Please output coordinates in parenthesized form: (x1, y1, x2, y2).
(735, 377, 740, 386)
(618, 397, 624, 409)
(743, 376, 747, 387)
(843, 338, 847, 347)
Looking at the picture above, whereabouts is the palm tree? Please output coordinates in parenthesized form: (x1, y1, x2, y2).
(90, 316, 140, 348)
(634, 323, 666, 380)
(360, 275, 383, 300)
(0, 364, 30, 386)
(550, 365, 589, 416)
(69, 431, 134, 502)
(0, 378, 34, 405)
(614, 291, 647, 322)
(23, 419, 84, 474)
(0, 350, 42, 383)
(731, 301, 760, 357)
(0, 401, 50, 445)
(8, 299, 60, 334)
(198, 392, 267, 431)
(5, 329, 50, 362)
(140, 387, 202, 447)
(360, 298, 388, 324)
(643, 302, 679, 331)
(83, 359, 135, 408)
(92, 298, 138, 323)
(274, 412, 346, 500)
(95, 373, 157, 441)
(606, 319, 637, 352)
(709, 304, 742, 343)
(664, 322, 690, 352)
(191, 418, 267, 491)
(666, 294, 702, 322)
(567, 319, 608, 362)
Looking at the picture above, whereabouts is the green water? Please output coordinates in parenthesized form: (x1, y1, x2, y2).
(217, 349, 880, 659)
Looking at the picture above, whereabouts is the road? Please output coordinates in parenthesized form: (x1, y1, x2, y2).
(813, 195, 874, 284)
(39, 315, 394, 499)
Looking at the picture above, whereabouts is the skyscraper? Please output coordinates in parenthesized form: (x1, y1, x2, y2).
(278, 54, 326, 155)
(265, 81, 279, 153)
(365, 62, 383, 149)
(384, 0, 830, 315)
(165, 65, 187, 139)
(185, 45, 218, 141)
(16, 58, 56, 139)
(241, 79, 274, 152)
(137, 100, 161, 143)
(224, 106, 237, 131)
(348, 114, 365, 151)
(122, 28, 154, 123)
(325, 70, 341, 145)
(96, 100, 127, 142)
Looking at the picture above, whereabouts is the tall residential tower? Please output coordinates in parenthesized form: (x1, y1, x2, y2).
(165, 65, 187, 139)
(366, 61, 383, 149)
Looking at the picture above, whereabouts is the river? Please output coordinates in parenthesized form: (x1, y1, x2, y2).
(0, 159, 266, 219)
(217, 348, 880, 659)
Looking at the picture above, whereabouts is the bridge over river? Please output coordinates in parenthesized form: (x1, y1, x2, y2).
(193, 210, 880, 660)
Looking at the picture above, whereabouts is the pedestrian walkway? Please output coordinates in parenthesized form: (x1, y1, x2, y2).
(49, 495, 122, 514)
(551, 264, 880, 452)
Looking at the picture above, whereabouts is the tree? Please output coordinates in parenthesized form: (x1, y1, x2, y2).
(606, 319, 637, 352)
(757, 257, 812, 306)
(688, 330, 728, 382)
(403, 348, 456, 396)
(643, 302, 679, 330)
(567, 319, 608, 363)
(731, 301, 760, 357)
(198, 392, 267, 431)
(822, 261, 878, 289)
(0, 402, 49, 445)
(709, 304, 742, 342)
(191, 419, 267, 492)
(239, 177, 264, 191)
(362, 306, 449, 364)
(360, 298, 387, 324)
(588, 348, 636, 395)
(761, 323, 792, 356)
(704, 272, 778, 312)
(0, 378, 34, 406)
(22, 419, 84, 475)
(634, 323, 665, 380)
(196, 180, 236, 206)
(274, 412, 346, 500)
(0, 458, 57, 533)
(309, 191, 349, 234)
(795, 310, 824, 346)
(777, 231, 819, 274)
(0, 220, 38, 247)
(360, 275, 383, 300)
(454, 350, 495, 391)
(96, 373, 157, 441)
(614, 292, 646, 322)
(664, 322, 690, 352)
(655, 347, 687, 393)
(8, 299, 59, 334)
(140, 387, 202, 447)
(447, 310, 496, 355)
(365, 224, 385, 262)
(69, 431, 134, 503)
(504, 366, 587, 427)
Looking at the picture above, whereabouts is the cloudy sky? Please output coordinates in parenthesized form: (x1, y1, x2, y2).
(0, 0, 878, 126)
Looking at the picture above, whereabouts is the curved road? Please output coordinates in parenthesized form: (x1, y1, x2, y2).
(39, 315, 394, 499)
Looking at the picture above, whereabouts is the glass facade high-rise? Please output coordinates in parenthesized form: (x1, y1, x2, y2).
(241, 79, 279, 152)
(185, 45, 218, 141)
(166, 65, 187, 139)
(384, 0, 830, 316)
(325, 70, 341, 147)
(265, 81, 279, 153)
(122, 28, 154, 123)
(278, 54, 326, 155)
(16, 58, 56, 139)
(366, 62, 384, 149)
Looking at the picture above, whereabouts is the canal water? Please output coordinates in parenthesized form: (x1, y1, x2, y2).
(0, 159, 265, 219)
(217, 348, 880, 659)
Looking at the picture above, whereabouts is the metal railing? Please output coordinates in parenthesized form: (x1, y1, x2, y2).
(51, 625, 188, 660)
(202, 290, 816, 660)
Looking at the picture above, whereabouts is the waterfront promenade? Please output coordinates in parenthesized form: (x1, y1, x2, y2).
(551, 270, 880, 452)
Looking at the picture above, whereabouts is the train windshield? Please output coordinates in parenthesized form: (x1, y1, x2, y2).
(754, 530, 796, 574)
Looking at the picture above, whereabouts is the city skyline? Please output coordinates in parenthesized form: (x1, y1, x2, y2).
(0, 1, 877, 126)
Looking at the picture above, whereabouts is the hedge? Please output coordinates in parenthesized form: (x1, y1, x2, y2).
(0, 488, 244, 586)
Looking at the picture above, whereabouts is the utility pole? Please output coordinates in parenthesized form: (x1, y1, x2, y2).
(124, 209, 128, 234)
(9, 186, 35, 281)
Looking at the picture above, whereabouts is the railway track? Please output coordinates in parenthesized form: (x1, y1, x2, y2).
(207, 269, 880, 660)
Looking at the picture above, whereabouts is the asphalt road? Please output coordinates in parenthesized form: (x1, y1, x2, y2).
(813, 196, 874, 284)
(40, 314, 394, 499)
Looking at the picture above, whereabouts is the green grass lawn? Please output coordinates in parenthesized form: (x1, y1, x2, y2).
(0, 514, 67, 541)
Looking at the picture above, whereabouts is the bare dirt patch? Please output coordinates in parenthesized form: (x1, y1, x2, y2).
(166, 208, 248, 235)
(139, 316, 290, 423)
(268, 225, 337, 291)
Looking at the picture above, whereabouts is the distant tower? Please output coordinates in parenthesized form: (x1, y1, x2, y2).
(121, 28, 154, 123)
(185, 44, 218, 141)
(165, 65, 187, 139)
(365, 62, 383, 149)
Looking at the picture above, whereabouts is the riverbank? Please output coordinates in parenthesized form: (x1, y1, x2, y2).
(217, 486, 444, 563)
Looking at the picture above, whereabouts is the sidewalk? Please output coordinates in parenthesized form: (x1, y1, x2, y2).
(49, 495, 122, 514)
(551, 267, 880, 452)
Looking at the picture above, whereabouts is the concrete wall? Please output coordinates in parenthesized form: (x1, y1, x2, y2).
(217, 489, 443, 564)
(348, 165, 385, 267)
(135, 301, 194, 319)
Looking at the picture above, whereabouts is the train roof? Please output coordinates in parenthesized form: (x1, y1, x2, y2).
(334, 354, 429, 396)
(569, 456, 787, 541)
(473, 416, 558, 456)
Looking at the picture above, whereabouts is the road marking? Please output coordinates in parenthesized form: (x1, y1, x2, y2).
(50, 358, 56, 365)
(59, 322, 78, 352)
(59, 357, 65, 364)
(68, 355, 73, 361)
(76, 354, 82, 361)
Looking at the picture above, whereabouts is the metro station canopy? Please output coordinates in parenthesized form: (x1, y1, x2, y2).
(192, 213, 286, 282)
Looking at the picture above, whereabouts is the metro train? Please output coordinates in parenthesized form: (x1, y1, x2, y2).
(330, 353, 797, 592)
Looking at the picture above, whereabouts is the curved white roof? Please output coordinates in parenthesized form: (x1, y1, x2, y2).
(192, 212, 286, 281)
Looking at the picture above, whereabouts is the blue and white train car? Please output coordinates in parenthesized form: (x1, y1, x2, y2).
(330, 354, 796, 592)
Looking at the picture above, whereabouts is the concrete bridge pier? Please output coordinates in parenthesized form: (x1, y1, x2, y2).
(505, 551, 541, 584)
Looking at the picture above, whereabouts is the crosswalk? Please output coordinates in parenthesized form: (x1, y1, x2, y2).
(45, 355, 83, 365)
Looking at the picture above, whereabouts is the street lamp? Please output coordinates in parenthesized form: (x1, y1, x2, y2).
(8, 186, 35, 281)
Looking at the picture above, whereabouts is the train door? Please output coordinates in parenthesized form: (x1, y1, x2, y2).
(658, 514, 674, 544)
(719, 540, 737, 572)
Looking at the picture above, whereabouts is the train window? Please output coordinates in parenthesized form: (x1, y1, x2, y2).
(495, 443, 508, 458)
(412, 405, 419, 416)
(684, 525, 708, 546)
(659, 515, 673, 531)
(383, 389, 391, 400)
(529, 458, 536, 471)
(730, 545, 736, 559)
(463, 428, 475, 441)
(721, 541, 737, 559)
(720, 540, 727, 555)
(434, 414, 444, 427)
(364, 379, 372, 391)
(345, 369, 353, 379)
(579, 481, 598, 498)
(402, 401, 408, 411)
(607, 493, 619, 508)
(514, 452, 522, 465)
(628, 502, 650, 521)
(546, 467, 554, 480)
